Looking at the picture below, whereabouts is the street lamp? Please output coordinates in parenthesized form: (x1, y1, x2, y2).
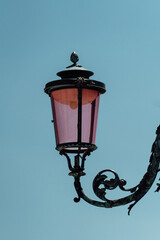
(44, 52, 160, 214)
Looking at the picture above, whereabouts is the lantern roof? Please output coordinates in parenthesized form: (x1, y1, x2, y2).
(57, 52, 94, 79)
(44, 52, 106, 95)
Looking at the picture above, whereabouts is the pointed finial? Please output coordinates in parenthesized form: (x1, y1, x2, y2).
(70, 52, 79, 65)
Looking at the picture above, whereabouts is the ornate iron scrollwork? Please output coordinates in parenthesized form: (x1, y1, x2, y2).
(61, 126, 160, 215)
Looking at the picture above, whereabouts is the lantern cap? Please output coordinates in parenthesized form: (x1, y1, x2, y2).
(44, 52, 106, 95)
(57, 52, 94, 79)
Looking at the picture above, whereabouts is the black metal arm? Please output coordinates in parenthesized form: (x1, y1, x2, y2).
(61, 126, 160, 215)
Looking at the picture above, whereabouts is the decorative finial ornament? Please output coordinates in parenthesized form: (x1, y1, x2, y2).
(70, 52, 79, 65)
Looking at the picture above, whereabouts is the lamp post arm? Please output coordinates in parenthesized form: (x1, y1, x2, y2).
(73, 126, 160, 215)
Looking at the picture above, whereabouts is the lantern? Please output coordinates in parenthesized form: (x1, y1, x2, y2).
(44, 52, 106, 153)
(44, 52, 160, 214)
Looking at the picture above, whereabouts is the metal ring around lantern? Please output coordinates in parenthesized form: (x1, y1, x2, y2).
(56, 142, 97, 153)
(44, 78, 106, 96)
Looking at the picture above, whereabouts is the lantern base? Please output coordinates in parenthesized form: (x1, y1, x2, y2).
(56, 142, 97, 153)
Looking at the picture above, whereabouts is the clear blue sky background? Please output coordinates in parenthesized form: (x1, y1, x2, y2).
(1, 0, 160, 239)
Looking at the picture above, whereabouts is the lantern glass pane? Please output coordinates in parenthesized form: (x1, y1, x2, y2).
(81, 89, 100, 144)
(51, 89, 78, 145)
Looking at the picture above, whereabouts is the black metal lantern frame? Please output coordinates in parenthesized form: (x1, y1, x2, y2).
(45, 77, 105, 153)
(44, 52, 160, 215)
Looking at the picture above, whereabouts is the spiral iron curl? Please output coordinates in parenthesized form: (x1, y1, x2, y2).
(72, 126, 160, 215)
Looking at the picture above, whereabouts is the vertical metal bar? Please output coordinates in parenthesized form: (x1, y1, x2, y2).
(74, 154, 80, 169)
(78, 88, 82, 145)
(89, 100, 96, 143)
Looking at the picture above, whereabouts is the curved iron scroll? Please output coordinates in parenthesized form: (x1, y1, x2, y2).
(61, 126, 160, 215)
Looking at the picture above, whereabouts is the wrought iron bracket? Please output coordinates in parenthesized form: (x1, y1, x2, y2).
(60, 125, 160, 215)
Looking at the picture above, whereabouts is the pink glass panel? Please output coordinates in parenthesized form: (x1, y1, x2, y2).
(51, 89, 78, 145)
(50, 88, 100, 148)
(81, 89, 100, 144)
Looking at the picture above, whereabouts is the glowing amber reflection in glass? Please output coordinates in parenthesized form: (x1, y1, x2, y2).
(52, 88, 98, 109)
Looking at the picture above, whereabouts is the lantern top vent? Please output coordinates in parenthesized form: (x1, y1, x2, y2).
(57, 52, 94, 79)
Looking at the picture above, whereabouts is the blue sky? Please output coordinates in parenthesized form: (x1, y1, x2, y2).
(1, 0, 160, 239)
